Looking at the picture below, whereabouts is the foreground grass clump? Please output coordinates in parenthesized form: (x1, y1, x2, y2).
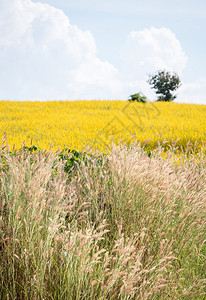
(0, 143, 205, 299)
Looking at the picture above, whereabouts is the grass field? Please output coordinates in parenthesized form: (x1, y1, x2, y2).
(1, 100, 206, 153)
(0, 143, 205, 299)
(0, 100, 206, 299)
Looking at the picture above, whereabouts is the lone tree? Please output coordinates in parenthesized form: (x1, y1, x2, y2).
(147, 70, 181, 102)
(128, 93, 147, 103)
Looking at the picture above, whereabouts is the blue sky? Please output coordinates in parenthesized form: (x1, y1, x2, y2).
(0, 0, 206, 103)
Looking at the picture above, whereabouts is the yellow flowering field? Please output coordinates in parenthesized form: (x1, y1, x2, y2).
(0, 100, 206, 153)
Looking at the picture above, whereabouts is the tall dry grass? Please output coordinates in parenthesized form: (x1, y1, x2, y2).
(0, 143, 205, 299)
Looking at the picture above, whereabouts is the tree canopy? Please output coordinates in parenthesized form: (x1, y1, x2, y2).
(147, 70, 181, 102)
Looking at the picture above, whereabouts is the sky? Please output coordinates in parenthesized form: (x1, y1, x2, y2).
(0, 0, 206, 104)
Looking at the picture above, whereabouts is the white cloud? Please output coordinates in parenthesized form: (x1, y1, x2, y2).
(178, 78, 206, 104)
(0, 0, 119, 100)
(120, 27, 187, 77)
(118, 27, 188, 100)
(1, 1, 200, 103)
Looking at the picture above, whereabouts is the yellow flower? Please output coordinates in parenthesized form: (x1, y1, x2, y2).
(0, 100, 205, 153)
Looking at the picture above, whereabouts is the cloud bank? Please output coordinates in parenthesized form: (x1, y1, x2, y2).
(121, 27, 187, 76)
(119, 27, 188, 100)
(1, 0, 200, 103)
(0, 0, 119, 100)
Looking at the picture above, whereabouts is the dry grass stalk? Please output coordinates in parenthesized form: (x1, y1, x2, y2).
(0, 143, 205, 299)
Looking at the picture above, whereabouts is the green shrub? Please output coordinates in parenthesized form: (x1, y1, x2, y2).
(128, 93, 147, 103)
